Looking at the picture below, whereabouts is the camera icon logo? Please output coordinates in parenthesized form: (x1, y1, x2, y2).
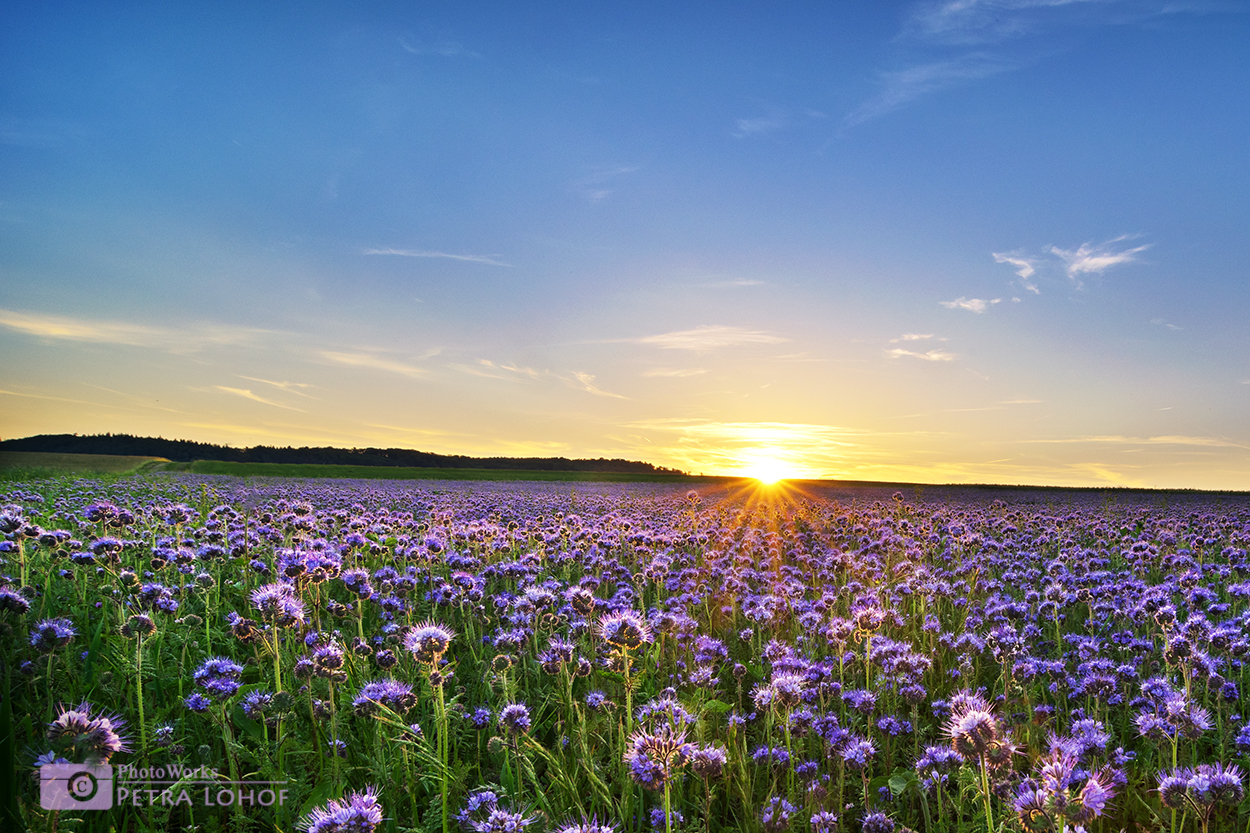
(40, 763, 114, 810)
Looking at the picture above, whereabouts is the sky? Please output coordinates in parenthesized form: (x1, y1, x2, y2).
(2, 1, 1249, 489)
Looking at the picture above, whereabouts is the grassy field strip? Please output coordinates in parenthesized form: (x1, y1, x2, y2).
(187, 459, 715, 482)
(0, 451, 169, 476)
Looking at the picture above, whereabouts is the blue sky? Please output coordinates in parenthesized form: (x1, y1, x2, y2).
(3, 1, 1249, 488)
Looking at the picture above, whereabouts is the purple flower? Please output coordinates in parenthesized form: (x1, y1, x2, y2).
(47, 702, 130, 762)
(860, 812, 895, 833)
(759, 797, 796, 833)
(552, 817, 616, 833)
(838, 737, 875, 771)
(597, 610, 653, 652)
(30, 618, 76, 652)
(251, 582, 306, 627)
(809, 811, 839, 833)
(498, 703, 532, 736)
(624, 726, 689, 790)
(404, 621, 456, 664)
(184, 692, 212, 713)
(354, 679, 418, 716)
(194, 656, 245, 700)
(0, 586, 30, 614)
(301, 785, 384, 833)
(688, 744, 728, 780)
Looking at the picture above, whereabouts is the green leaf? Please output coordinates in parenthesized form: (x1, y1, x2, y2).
(700, 699, 733, 716)
(298, 780, 336, 819)
(888, 770, 919, 798)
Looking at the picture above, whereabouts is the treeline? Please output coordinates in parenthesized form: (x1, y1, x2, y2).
(0, 433, 685, 474)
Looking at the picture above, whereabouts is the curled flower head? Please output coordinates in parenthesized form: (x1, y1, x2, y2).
(688, 744, 728, 780)
(47, 702, 130, 763)
(353, 679, 418, 717)
(1207, 763, 1246, 806)
(0, 586, 30, 614)
(809, 811, 839, 833)
(760, 797, 797, 833)
(184, 692, 212, 713)
(770, 672, 807, 710)
(120, 613, 157, 639)
(404, 621, 456, 664)
(859, 812, 894, 833)
(498, 703, 532, 736)
(1013, 786, 1050, 833)
(946, 699, 1001, 759)
(456, 790, 536, 833)
(194, 656, 245, 700)
(251, 582, 305, 627)
(552, 816, 616, 833)
(301, 785, 384, 833)
(313, 642, 346, 676)
(1157, 772, 1191, 810)
(30, 618, 76, 652)
(597, 610, 652, 653)
(624, 726, 689, 790)
(241, 690, 275, 721)
(1077, 770, 1117, 819)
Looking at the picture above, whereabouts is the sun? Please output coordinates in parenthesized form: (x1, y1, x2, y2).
(740, 454, 795, 486)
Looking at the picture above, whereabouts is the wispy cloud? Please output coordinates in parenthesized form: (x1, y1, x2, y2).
(632, 325, 789, 351)
(237, 376, 317, 398)
(1025, 434, 1250, 451)
(846, 53, 1014, 125)
(453, 359, 626, 398)
(642, 367, 708, 378)
(902, 0, 1111, 45)
(940, 297, 1001, 313)
(733, 116, 785, 138)
(397, 35, 480, 58)
(901, 0, 1212, 46)
(849, 1, 1218, 125)
(1050, 235, 1150, 286)
(992, 251, 1040, 293)
(697, 278, 766, 289)
(1151, 318, 1183, 331)
(886, 347, 958, 361)
(317, 351, 428, 379)
(362, 248, 513, 267)
(455, 359, 545, 382)
(0, 308, 276, 351)
(0, 387, 106, 407)
(212, 386, 305, 411)
(891, 333, 941, 342)
(568, 371, 628, 399)
(571, 165, 642, 204)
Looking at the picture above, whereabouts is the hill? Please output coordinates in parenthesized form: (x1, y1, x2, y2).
(0, 433, 685, 474)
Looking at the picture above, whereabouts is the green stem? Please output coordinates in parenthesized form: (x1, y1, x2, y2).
(979, 755, 994, 833)
(664, 778, 672, 833)
(136, 635, 147, 755)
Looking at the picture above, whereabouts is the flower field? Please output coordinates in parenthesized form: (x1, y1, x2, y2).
(3, 474, 1250, 833)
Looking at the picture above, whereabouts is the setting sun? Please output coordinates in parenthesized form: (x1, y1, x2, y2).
(739, 451, 798, 485)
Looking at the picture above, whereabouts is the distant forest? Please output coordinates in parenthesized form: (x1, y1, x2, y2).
(0, 433, 685, 474)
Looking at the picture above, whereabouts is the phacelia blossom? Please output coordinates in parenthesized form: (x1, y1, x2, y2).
(30, 618, 76, 652)
(301, 785, 384, 833)
(404, 621, 456, 664)
(597, 610, 653, 652)
(47, 702, 130, 763)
